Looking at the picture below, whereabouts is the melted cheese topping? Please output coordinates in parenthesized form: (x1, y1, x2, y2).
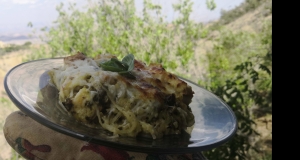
(48, 52, 195, 139)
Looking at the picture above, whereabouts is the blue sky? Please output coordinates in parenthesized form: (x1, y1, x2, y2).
(0, 0, 244, 36)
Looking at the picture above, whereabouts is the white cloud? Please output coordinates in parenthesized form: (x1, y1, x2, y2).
(12, 0, 38, 4)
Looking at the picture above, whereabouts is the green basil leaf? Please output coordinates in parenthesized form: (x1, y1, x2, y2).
(100, 60, 126, 72)
(111, 58, 128, 70)
(99, 54, 136, 79)
(121, 54, 135, 71)
(100, 65, 123, 72)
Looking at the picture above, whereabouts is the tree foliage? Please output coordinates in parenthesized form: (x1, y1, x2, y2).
(29, 0, 203, 73)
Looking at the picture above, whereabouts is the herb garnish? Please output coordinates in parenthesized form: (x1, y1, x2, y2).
(99, 54, 136, 79)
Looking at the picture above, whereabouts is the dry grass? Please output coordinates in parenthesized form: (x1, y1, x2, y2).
(0, 48, 32, 160)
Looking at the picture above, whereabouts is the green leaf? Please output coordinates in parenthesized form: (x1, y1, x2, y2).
(99, 54, 136, 79)
(100, 59, 126, 72)
(259, 64, 271, 75)
(111, 58, 128, 70)
(121, 54, 135, 71)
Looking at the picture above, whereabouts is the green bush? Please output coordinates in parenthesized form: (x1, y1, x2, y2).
(202, 21, 272, 160)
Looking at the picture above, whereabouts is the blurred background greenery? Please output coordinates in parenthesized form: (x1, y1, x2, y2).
(0, 0, 271, 159)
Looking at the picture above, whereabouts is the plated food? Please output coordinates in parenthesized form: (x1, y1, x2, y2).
(47, 52, 195, 139)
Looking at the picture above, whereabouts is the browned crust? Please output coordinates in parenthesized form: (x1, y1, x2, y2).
(64, 52, 87, 65)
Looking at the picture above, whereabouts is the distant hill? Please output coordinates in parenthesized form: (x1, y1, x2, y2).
(223, 0, 272, 33)
(209, 0, 272, 33)
(216, 0, 271, 28)
(0, 35, 30, 42)
(0, 34, 42, 45)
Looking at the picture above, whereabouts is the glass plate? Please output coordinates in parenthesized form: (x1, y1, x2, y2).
(4, 58, 237, 154)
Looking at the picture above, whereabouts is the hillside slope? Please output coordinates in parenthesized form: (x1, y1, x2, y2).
(190, 0, 272, 82)
(225, 0, 272, 33)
